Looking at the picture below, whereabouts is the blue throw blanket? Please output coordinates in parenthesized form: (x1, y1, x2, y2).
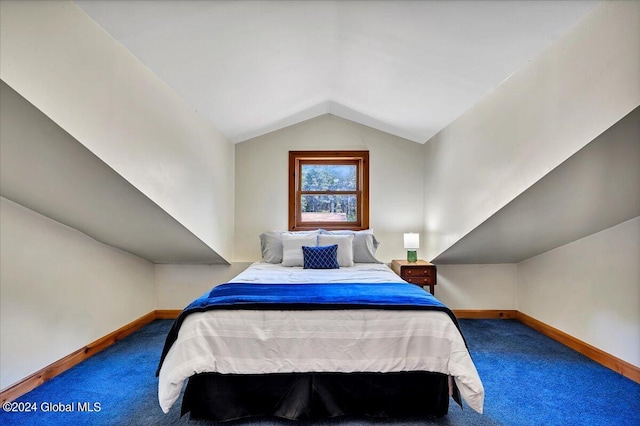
(156, 282, 461, 376)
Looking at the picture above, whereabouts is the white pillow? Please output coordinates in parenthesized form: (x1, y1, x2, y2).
(259, 230, 320, 264)
(319, 229, 381, 263)
(281, 232, 319, 267)
(318, 234, 354, 267)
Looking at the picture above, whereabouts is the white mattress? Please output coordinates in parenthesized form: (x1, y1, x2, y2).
(158, 262, 484, 414)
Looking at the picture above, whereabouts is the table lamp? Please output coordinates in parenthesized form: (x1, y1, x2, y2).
(403, 233, 419, 262)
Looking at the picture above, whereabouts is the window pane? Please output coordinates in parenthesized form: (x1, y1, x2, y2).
(301, 194, 357, 222)
(301, 164, 356, 191)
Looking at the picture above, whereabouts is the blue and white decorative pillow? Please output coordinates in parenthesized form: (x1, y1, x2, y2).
(302, 244, 339, 269)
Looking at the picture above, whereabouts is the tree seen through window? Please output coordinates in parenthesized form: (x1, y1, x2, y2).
(301, 164, 357, 222)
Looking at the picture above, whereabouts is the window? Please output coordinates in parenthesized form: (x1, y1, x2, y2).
(289, 151, 369, 231)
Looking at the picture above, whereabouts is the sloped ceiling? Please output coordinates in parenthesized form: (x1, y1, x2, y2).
(0, 80, 227, 265)
(434, 106, 640, 264)
(75, 0, 599, 143)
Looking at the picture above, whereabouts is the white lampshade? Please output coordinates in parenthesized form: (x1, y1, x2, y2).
(403, 233, 420, 249)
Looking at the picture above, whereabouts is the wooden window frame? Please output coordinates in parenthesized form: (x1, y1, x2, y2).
(288, 150, 369, 231)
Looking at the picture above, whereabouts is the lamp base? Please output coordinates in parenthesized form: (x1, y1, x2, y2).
(407, 250, 417, 262)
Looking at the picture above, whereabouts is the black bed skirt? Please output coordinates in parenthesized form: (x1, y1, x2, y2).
(181, 371, 451, 422)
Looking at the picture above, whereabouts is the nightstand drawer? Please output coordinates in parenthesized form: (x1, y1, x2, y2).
(390, 259, 437, 295)
(403, 267, 433, 277)
(403, 276, 434, 286)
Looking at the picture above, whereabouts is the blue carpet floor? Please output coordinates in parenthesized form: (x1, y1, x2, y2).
(1, 319, 638, 425)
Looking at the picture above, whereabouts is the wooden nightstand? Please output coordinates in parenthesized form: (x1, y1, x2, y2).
(391, 260, 437, 295)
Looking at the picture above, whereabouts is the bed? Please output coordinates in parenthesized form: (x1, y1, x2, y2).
(157, 231, 484, 421)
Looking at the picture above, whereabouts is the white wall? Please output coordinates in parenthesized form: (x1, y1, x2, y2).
(0, 197, 155, 390)
(518, 217, 640, 367)
(423, 0, 640, 260)
(436, 264, 517, 310)
(235, 114, 426, 262)
(155, 263, 252, 310)
(0, 0, 235, 259)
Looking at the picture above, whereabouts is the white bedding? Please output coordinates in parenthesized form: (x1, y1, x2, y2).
(229, 261, 407, 284)
(158, 262, 484, 414)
